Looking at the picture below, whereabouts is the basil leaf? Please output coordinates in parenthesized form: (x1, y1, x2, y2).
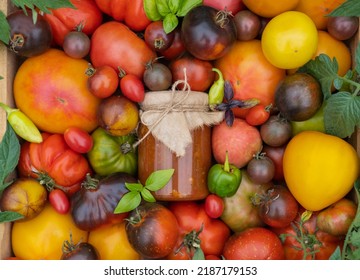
(168, 0, 180, 13)
(0, 211, 23, 223)
(163, 12, 178, 34)
(141, 188, 156, 202)
(156, 0, 171, 17)
(0, 122, 20, 193)
(327, 0, 360, 17)
(0, 11, 10, 45)
(177, 0, 202, 17)
(145, 168, 174, 191)
(299, 54, 339, 99)
(324, 92, 360, 138)
(114, 191, 141, 214)
(143, 0, 163, 21)
(125, 182, 144, 192)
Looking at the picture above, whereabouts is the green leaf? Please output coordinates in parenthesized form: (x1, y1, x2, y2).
(168, 0, 180, 13)
(145, 169, 174, 191)
(114, 191, 141, 214)
(143, 0, 163, 21)
(0, 122, 20, 193)
(125, 182, 144, 192)
(0, 11, 10, 45)
(324, 92, 360, 138)
(329, 246, 342, 260)
(327, 0, 360, 17)
(156, 0, 171, 17)
(11, 0, 75, 15)
(356, 43, 360, 75)
(299, 54, 339, 99)
(333, 77, 343, 90)
(141, 188, 156, 202)
(192, 248, 205, 260)
(163, 13, 178, 34)
(177, 0, 202, 17)
(0, 211, 23, 223)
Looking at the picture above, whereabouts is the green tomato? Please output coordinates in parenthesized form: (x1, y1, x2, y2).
(291, 102, 325, 136)
(87, 127, 137, 176)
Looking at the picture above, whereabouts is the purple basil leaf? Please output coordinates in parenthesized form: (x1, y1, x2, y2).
(224, 80, 234, 101)
(225, 109, 234, 127)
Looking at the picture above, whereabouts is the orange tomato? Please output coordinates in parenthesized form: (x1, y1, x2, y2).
(13, 48, 101, 134)
(314, 30, 352, 77)
(214, 40, 286, 118)
(242, 0, 300, 18)
(295, 0, 346, 30)
(88, 222, 140, 260)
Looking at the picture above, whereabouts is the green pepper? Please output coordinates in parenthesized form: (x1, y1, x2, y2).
(208, 68, 225, 111)
(207, 151, 242, 197)
(0, 102, 42, 143)
(87, 127, 138, 176)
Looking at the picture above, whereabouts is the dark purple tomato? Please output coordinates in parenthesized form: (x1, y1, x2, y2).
(327, 16, 359, 41)
(181, 5, 237, 60)
(256, 185, 299, 228)
(233, 10, 261, 41)
(246, 153, 275, 184)
(144, 20, 175, 52)
(61, 241, 99, 260)
(7, 9, 52, 57)
(143, 61, 173, 91)
(260, 115, 292, 147)
(63, 30, 91, 59)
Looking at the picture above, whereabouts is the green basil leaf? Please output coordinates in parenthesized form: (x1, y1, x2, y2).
(0, 211, 23, 223)
(299, 54, 339, 99)
(143, 0, 163, 21)
(0, 122, 20, 193)
(324, 92, 360, 138)
(168, 0, 180, 13)
(114, 191, 141, 214)
(0, 11, 10, 45)
(11, 0, 75, 15)
(125, 182, 144, 192)
(177, 0, 202, 17)
(156, 0, 171, 17)
(327, 0, 360, 17)
(141, 188, 156, 202)
(163, 13, 178, 34)
(145, 168, 174, 191)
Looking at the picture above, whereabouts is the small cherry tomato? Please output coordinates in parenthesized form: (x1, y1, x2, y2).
(49, 189, 70, 215)
(204, 194, 224, 219)
(119, 72, 145, 103)
(64, 127, 93, 154)
(245, 104, 272, 126)
(63, 30, 91, 59)
(87, 65, 119, 98)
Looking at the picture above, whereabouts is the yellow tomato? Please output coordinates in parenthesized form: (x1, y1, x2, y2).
(261, 11, 318, 69)
(242, 0, 300, 18)
(88, 221, 140, 260)
(12, 203, 88, 260)
(283, 131, 359, 211)
(314, 30, 352, 77)
(295, 0, 346, 30)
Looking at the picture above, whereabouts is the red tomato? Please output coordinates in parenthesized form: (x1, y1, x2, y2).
(204, 194, 224, 219)
(87, 65, 119, 99)
(90, 21, 156, 79)
(159, 27, 186, 61)
(203, 0, 245, 14)
(94, 0, 151, 31)
(64, 127, 94, 154)
(119, 73, 145, 103)
(261, 144, 286, 181)
(272, 209, 344, 260)
(167, 201, 231, 259)
(49, 189, 70, 214)
(44, 0, 103, 46)
(245, 104, 272, 126)
(223, 227, 285, 260)
(169, 53, 215, 92)
(17, 133, 91, 195)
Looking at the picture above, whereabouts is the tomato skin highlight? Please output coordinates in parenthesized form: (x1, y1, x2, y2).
(64, 127, 94, 154)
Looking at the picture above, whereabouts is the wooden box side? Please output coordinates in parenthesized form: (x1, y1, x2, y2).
(0, 0, 17, 260)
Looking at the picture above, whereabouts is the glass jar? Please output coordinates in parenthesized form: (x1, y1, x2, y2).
(137, 124, 212, 201)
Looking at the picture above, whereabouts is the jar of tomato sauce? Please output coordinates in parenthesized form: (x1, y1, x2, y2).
(136, 89, 223, 201)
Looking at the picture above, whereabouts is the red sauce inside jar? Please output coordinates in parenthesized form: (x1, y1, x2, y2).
(137, 124, 212, 201)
